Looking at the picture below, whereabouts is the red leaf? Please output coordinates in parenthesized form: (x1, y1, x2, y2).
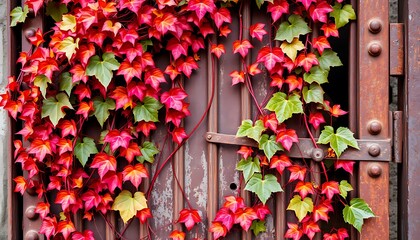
(120, 142, 141, 163)
(119, 0, 145, 13)
(321, 23, 339, 38)
(334, 160, 355, 174)
(288, 165, 307, 182)
(312, 36, 331, 54)
(39, 216, 57, 239)
(267, 0, 289, 22)
(29, 139, 52, 161)
(122, 163, 148, 188)
(72, 230, 95, 240)
(337, 228, 349, 240)
(136, 121, 157, 137)
(55, 190, 77, 212)
(47, 176, 62, 191)
(178, 208, 202, 231)
(164, 65, 181, 81)
(270, 154, 292, 175)
(166, 38, 189, 60)
(233, 40, 253, 58)
(250, 23, 267, 41)
(296, 53, 319, 72)
(14, 176, 29, 195)
(57, 220, 76, 239)
(153, 11, 177, 36)
(102, 172, 122, 193)
(81, 190, 101, 211)
(211, 44, 226, 59)
(309, 1, 333, 23)
(230, 70, 245, 86)
(127, 81, 147, 101)
(116, 59, 143, 84)
(110, 87, 133, 110)
(77, 43, 96, 67)
(76, 101, 93, 118)
(285, 223, 303, 240)
(74, 83, 91, 101)
(223, 195, 245, 212)
(136, 208, 153, 223)
(214, 207, 235, 230)
(57, 119, 77, 138)
(302, 220, 321, 239)
(270, 73, 285, 89)
(26, 0, 43, 14)
(219, 25, 231, 37)
(161, 88, 188, 111)
(212, 8, 231, 29)
(234, 207, 258, 231)
(247, 62, 262, 76)
(313, 203, 330, 222)
(91, 153, 117, 179)
(237, 146, 253, 160)
(35, 202, 50, 219)
(187, 0, 216, 20)
(309, 112, 326, 130)
(294, 181, 314, 199)
(209, 221, 227, 239)
(104, 129, 133, 152)
(253, 203, 271, 220)
(276, 128, 299, 151)
(256, 46, 284, 71)
(297, 0, 316, 10)
(324, 233, 339, 240)
(28, 29, 44, 47)
(171, 127, 187, 145)
(175, 57, 199, 78)
(321, 181, 340, 200)
(285, 75, 303, 92)
(169, 230, 185, 240)
(262, 113, 279, 132)
(329, 104, 347, 117)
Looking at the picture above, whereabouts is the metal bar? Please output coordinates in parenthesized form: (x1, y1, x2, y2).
(392, 111, 403, 163)
(390, 23, 404, 76)
(205, 132, 392, 161)
(105, 212, 115, 240)
(275, 176, 286, 239)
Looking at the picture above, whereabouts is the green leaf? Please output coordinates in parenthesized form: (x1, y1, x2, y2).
(10, 5, 28, 27)
(303, 66, 329, 84)
(34, 75, 52, 98)
(57, 37, 79, 62)
(250, 220, 266, 236)
(317, 49, 343, 70)
(259, 134, 283, 160)
(133, 96, 163, 123)
(112, 190, 148, 224)
(41, 93, 73, 127)
(86, 53, 120, 89)
(236, 119, 266, 142)
(330, 3, 356, 29)
(265, 92, 303, 123)
(255, 0, 273, 9)
(339, 180, 353, 198)
(275, 15, 311, 43)
(236, 157, 261, 182)
(343, 198, 375, 232)
(46, 1, 68, 22)
(287, 195, 314, 222)
(140, 40, 153, 52)
(137, 141, 159, 163)
(59, 72, 74, 96)
(280, 38, 305, 61)
(317, 126, 359, 158)
(93, 98, 116, 127)
(74, 137, 98, 167)
(245, 173, 282, 204)
(303, 83, 324, 104)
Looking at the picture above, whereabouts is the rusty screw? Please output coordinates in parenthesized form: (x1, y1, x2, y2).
(24, 28, 36, 40)
(311, 148, 324, 162)
(368, 163, 382, 178)
(368, 19, 382, 34)
(25, 206, 39, 220)
(368, 120, 382, 135)
(368, 42, 382, 57)
(206, 134, 212, 140)
(368, 143, 381, 157)
(25, 230, 39, 240)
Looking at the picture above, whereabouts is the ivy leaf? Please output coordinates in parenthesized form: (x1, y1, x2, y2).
(93, 98, 116, 127)
(45, 1, 68, 22)
(58, 14, 76, 32)
(41, 93, 73, 127)
(250, 220, 266, 236)
(287, 195, 314, 222)
(280, 38, 305, 61)
(265, 92, 303, 123)
(275, 14, 311, 43)
(236, 157, 261, 182)
(330, 3, 356, 29)
(317, 126, 359, 158)
(74, 137, 98, 167)
(339, 180, 353, 198)
(236, 119, 266, 142)
(34, 75, 52, 98)
(133, 96, 163, 123)
(343, 198, 375, 232)
(317, 49, 343, 70)
(57, 37, 79, 61)
(112, 190, 148, 224)
(137, 141, 159, 163)
(303, 66, 329, 84)
(10, 5, 28, 27)
(245, 173, 283, 204)
(86, 53, 120, 89)
(259, 134, 283, 160)
(303, 83, 324, 104)
(58, 72, 74, 96)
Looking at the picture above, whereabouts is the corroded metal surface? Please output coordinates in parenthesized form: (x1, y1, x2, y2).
(390, 23, 404, 76)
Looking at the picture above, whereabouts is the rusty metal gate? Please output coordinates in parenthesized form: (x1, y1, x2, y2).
(6, 0, 420, 239)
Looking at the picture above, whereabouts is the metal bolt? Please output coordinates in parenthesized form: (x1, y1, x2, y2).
(368, 42, 382, 57)
(368, 163, 382, 178)
(368, 19, 382, 33)
(206, 134, 212, 140)
(25, 230, 39, 240)
(25, 206, 39, 220)
(368, 143, 381, 157)
(368, 120, 382, 135)
(311, 148, 324, 162)
(24, 28, 36, 40)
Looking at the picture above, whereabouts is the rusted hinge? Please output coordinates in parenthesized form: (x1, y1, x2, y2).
(391, 111, 403, 163)
(390, 23, 404, 76)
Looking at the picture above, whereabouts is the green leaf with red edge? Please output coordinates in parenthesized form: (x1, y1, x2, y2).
(303, 66, 329, 84)
(303, 83, 324, 104)
(133, 96, 163, 123)
(177, 208, 201, 231)
(339, 180, 353, 198)
(287, 195, 314, 222)
(122, 163, 149, 188)
(259, 134, 283, 160)
(317, 126, 359, 158)
(236, 119, 266, 142)
(234, 207, 258, 231)
(41, 93, 73, 127)
(265, 92, 303, 123)
(275, 14, 311, 43)
(245, 173, 283, 204)
(10, 5, 28, 27)
(236, 157, 261, 182)
(317, 49, 343, 70)
(250, 220, 266, 236)
(343, 198, 375, 232)
(93, 97, 116, 127)
(280, 38, 305, 61)
(330, 3, 356, 29)
(85, 53, 120, 89)
(34, 75, 51, 98)
(137, 141, 159, 164)
(112, 190, 148, 224)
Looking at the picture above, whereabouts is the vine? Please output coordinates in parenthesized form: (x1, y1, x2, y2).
(4, 0, 375, 239)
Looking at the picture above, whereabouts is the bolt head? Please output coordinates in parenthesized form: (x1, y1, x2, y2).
(25, 231, 39, 240)
(368, 144, 381, 157)
(368, 42, 382, 57)
(368, 120, 382, 135)
(368, 19, 382, 33)
(25, 206, 39, 220)
(368, 163, 382, 178)
(311, 148, 324, 162)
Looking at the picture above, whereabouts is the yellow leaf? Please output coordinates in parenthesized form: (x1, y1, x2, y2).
(59, 14, 76, 32)
(112, 190, 147, 223)
(287, 195, 313, 222)
(280, 38, 305, 61)
(57, 37, 79, 61)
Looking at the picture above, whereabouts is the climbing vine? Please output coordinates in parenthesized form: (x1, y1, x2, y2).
(4, 0, 374, 239)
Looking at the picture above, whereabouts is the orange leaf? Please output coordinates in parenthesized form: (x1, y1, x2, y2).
(169, 230, 185, 240)
(122, 163, 149, 188)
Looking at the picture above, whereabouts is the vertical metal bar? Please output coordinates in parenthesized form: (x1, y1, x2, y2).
(357, 0, 389, 239)
(139, 163, 150, 237)
(105, 212, 115, 240)
(275, 177, 286, 239)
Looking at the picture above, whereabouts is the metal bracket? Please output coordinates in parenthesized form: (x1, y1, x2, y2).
(390, 23, 404, 76)
(392, 111, 403, 163)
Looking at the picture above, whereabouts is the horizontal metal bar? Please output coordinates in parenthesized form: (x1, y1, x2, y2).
(205, 132, 392, 162)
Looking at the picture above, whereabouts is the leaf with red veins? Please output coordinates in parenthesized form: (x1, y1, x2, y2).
(166, 38, 189, 60)
(234, 207, 258, 231)
(40, 216, 57, 239)
(285, 75, 303, 92)
(178, 208, 202, 231)
(153, 11, 177, 36)
(91, 153, 117, 179)
(127, 81, 147, 101)
(212, 7, 231, 29)
(312, 36, 331, 54)
(267, 0, 289, 22)
(28, 28, 44, 47)
(57, 220, 76, 239)
(321, 181, 340, 200)
(256, 46, 284, 71)
(276, 128, 299, 151)
(29, 139, 52, 162)
(70, 64, 89, 83)
(294, 181, 315, 199)
(175, 56, 199, 78)
(104, 129, 133, 152)
(237, 146, 253, 160)
(74, 83, 91, 101)
(14, 176, 29, 195)
(136, 121, 157, 137)
(76, 101, 93, 118)
(38, 58, 59, 79)
(72, 230, 95, 240)
(285, 223, 303, 240)
(270, 154, 292, 174)
(122, 163, 148, 188)
(248, 62, 262, 76)
(313, 203, 330, 222)
(214, 207, 235, 230)
(55, 190, 77, 212)
(254, 203, 271, 220)
(223, 195, 245, 213)
(110, 87, 133, 110)
(211, 44, 226, 59)
(81, 190, 101, 211)
(145, 67, 166, 90)
(337, 228, 349, 240)
(288, 165, 307, 182)
(296, 53, 319, 72)
(321, 22, 339, 37)
(161, 88, 188, 111)
(187, 0, 216, 21)
(117, 59, 143, 84)
(233, 40, 253, 58)
(169, 230, 185, 240)
(250, 23, 267, 41)
(35, 202, 50, 219)
(329, 104, 347, 117)
(230, 70, 245, 86)
(309, 1, 333, 23)
(309, 112, 326, 130)
(303, 220, 321, 239)
(296, 0, 316, 10)
(219, 25, 232, 37)
(171, 127, 188, 145)
(57, 138, 73, 156)
(118, 0, 145, 13)
(334, 160, 355, 174)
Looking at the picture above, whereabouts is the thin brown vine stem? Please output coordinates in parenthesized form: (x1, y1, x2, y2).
(171, 156, 193, 209)
(99, 212, 126, 240)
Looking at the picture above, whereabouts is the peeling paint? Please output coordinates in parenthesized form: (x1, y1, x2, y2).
(184, 143, 192, 196)
(193, 151, 207, 208)
(151, 169, 173, 233)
